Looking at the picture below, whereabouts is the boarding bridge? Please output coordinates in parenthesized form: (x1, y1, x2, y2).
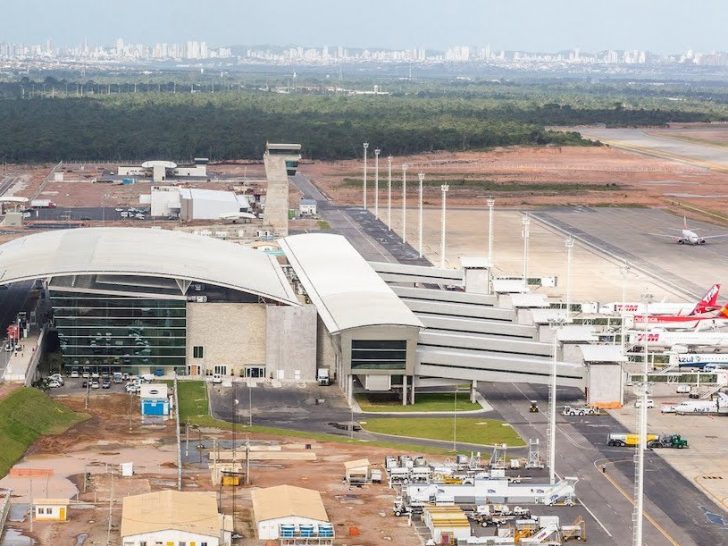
(391, 286, 498, 306)
(403, 299, 516, 322)
(369, 261, 465, 287)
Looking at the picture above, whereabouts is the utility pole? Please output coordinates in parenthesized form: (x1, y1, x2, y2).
(418, 173, 425, 258)
(548, 318, 565, 485)
(374, 148, 381, 219)
(440, 185, 449, 268)
(387, 156, 393, 230)
(402, 164, 408, 244)
(634, 291, 654, 546)
(522, 214, 531, 290)
(565, 237, 574, 321)
(362, 143, 369, 211)
(105, 471, 114, 546)
(620, 261, 630, 355)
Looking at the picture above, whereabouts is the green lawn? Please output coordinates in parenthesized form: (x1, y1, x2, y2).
(356, 392, 481, 413)
(0, 388, 88, 477)
(175, 381, 450, 454)
(362, 417, 525, 447)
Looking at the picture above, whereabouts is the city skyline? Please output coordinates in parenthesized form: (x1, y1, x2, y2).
(3, 0, 728, 54)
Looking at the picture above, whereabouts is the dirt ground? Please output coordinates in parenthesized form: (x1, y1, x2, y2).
(2, 393, 421, 546)
(300, 145, 728, 223)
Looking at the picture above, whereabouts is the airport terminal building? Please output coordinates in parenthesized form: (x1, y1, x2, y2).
(0, 227, 588, 401)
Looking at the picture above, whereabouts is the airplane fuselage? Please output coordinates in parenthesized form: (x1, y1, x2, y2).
(679, 229, 706, 245)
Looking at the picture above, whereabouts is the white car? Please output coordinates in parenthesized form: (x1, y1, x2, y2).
(211, 374, 223, 384)
(635, 399, 655, 409)
(125, 383, 140, 394)
(70, 370, 80, 378)
(676, 384, 691, 394)
(46, 380, 62, 388)
(48, 374, 64, 386)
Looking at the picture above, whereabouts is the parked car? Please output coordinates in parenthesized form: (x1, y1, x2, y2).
(635, 399, 655, 409)
(101, 379, 111, 389)
(81, 380, 89, 389)
(90, 380, 100, 389)
(125, 383, 140, 394)
(70, 370, 80, 378)
(211, 374, 223, 384)
(46, 380, 62, 388)
(48, 373, 64, 386)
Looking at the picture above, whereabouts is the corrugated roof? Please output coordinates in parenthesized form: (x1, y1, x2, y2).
(120, 491, 220, 538)
(251, 485, 329, 523)
(0, 228, 298, 305)
(280, 233, 423, 334)
(344, 459, 370, 470)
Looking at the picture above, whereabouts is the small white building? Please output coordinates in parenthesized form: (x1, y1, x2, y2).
(344, 458, 370, 484)
(140, 383, 170, 418)
(119, 159, 208, 183)
(299, 198, 317, 216)
(121, 490, 231, 546)
(423, 506, 471, 544)
(179, 188, 251, 221)
(33, 498, 69, 522)
(251, 485, 333, 542)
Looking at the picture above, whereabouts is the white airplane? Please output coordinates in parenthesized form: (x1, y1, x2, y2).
(650, 216, 728, 245)
(662, 392, 728, 414)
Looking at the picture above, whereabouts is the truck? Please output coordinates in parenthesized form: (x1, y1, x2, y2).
(607, 432, 688, 448)
(30, 199, 56, 208)
(317, 368, 331, 386)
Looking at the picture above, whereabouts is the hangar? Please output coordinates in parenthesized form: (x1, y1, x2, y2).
(0, 227, 586, 398)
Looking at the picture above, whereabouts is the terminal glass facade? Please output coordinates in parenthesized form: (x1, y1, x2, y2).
(50, 291, 186, 374)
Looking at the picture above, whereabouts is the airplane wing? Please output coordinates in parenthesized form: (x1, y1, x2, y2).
(648, 233, 679, 239)
(701, 234, 728, 240)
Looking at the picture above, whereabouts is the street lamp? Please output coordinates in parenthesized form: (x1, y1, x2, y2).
(440, 185, 449, 268)
(487, 198, 495, 267)
(402, 164, 409, 244)
(387, 156, 393, 230)
(522, 214, 530, 290)
(620, 261, 631, 354)
(565, 237, 574, 321)
(374, 149, 381, 219)
(362, 143, 369, 210)
(418, 173, 425, 258)
(547, 317, 565, 485)
(633, 290, 654, 546)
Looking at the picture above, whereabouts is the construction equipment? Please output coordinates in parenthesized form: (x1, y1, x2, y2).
(529, 401, 540, 413)
(607, 432, 688, 448)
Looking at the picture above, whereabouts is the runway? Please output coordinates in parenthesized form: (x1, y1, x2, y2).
(532, 207, 728, 300)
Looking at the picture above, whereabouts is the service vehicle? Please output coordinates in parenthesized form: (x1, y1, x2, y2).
(562, 405, 601, 416)
(317, 368, 331, 386)
(30, 199, 56, 208)
(676, 384, 691, 393)
(634, 399, 655, 408)
(607, 432, 688, 448)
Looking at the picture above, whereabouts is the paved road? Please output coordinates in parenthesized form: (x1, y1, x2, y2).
(484, 382, 728, 546)
(0, 281, 36, 376)
(532, 207, 728, 299)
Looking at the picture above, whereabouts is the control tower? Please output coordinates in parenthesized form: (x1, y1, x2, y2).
(263, 143, 302, 237)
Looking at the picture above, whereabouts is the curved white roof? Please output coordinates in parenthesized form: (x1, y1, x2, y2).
(0, 228, 298, 305)
(141, 160, 177, 169)
(280, 233, 423, 334)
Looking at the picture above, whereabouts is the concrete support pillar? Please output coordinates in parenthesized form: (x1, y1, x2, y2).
(348, 374, 353, 405)
(402, 375, 408, 406)
(410, 376, 416, 405)
(470, 380, 478, 404)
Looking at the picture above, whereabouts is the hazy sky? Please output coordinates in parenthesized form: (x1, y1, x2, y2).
(2, 0, 727, 53)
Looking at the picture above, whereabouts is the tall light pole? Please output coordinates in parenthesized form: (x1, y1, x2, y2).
(487, 198, 495, 267)
(387, 156, 393, 230)
(362, 143, 369, 210)
(440, 185, 449, 268)
(547, 318, 564, 486)
(633, 290, 654, 546)
(418, 173, 425, 258)
(565, 237, 574, 321)
(620, 261, 630, 354)
(522, 214, 531, 290)
(402, 164, 409, 244)
(374, 148, 381, 219)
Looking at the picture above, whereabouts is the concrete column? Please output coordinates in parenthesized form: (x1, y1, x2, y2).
(410, 376, 416, 405)
(470, 380, 478, 404)
(348, 374, 353, 405)
(402, 375, 408, 406)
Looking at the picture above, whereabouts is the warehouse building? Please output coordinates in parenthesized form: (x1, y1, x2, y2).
(251, 485, 333, 543)
(121, 491, 231, 546)
(142, 186, 251, 220)
(118, 158, 208, 183)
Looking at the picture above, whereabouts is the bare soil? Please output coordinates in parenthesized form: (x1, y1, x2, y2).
(3, 393, 421, 546)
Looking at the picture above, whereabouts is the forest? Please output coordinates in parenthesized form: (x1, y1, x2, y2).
(0, 77, 725, 162)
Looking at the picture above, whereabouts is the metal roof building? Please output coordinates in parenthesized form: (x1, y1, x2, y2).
(251, 485, 332, 541)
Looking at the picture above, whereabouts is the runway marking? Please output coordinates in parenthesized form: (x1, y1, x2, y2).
(593, 458, 682, 546)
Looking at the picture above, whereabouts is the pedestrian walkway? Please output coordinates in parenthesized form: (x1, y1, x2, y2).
(3, 332, 41, 383)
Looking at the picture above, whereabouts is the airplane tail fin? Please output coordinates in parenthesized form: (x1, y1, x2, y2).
(691, 283, 721, 315)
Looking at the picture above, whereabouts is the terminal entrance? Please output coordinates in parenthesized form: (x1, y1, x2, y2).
(244, 365, 265, 378)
